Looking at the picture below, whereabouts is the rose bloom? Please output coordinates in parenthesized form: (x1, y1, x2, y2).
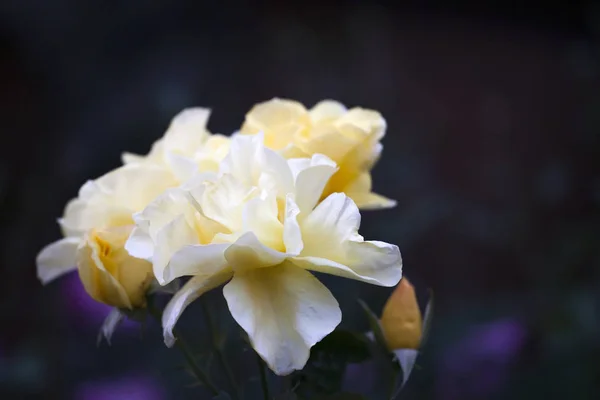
(240, 98, 395, 209)
(127, 133, 402, 375)
(37, 108, 228, 309)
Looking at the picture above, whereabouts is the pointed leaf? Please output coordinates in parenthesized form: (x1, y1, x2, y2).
(357, 299, 388, 353)
(420, 290, 434, 347)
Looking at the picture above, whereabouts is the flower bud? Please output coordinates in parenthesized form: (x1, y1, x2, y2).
(77, 226, 153, 309)
(380, 278, 422, 350)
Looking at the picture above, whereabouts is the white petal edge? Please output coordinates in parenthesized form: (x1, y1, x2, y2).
(299, 193, 402, 286)
(97, 308, 125, 345)
(224, 231, 289, 272)
(290, 154, 338, 215)
(163, 243, 230, 284)
(125, 226, 154, 261)
(36, 237, 81, 284)
(153, 215, 199, 285)
(163, 272, 232, 347)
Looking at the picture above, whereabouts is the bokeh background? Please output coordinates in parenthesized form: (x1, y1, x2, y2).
(1, 1, 599, 399)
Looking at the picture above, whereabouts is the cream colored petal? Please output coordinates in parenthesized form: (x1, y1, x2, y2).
(294, 130, 358, 164)
(163, 243, 230, 283)
(163, 271, 233, 347)
(258, 147, 294, 197)
(283, 195, 303, 255)
(242, 195, 284, 251)
(124, 225, 154, 261)
(126, 189, 194, 266)
(309, 100, 347, 122)
(77, 241, 132, 309)
(196, 174, 257, 232)
(349, 192, 397, 210)
(221, 133, 263, 186)
(121, 152, 145, 164)
(299, 193, 402, 286)
(134, 188, 193, 241)
(289, 154, 338, 215)
(224, 232, 288, 272)
(344, 172, 396, 210)
(337, 108, 386, 141)
(165, 152, 198, 183)
(163, 108, 211, 155)
(302, 192, 361, 243)
(154, 215, 199, 284)
(36, 237, 80, 284)
(223, 263, 341, 375)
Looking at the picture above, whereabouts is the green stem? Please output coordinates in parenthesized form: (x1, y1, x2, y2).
(201, 298, 241, 399)
(256, 353, 270, 400)
(147, 301, 220, 396)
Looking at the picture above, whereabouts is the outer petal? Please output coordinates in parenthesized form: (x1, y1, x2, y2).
(288, 154, 338, 215)
(77, 241, 132, 309)
(224, 232, 288, 272)
(163, 271, 232, 347)
(223, 263, 341, 375)
(97, 308, 125, 345)
(242, 195, 284, 252)
(153, 215, 199, 284)
(163, 243, 230, 283)
(298, 193, 402, 286)
(124, 226, 154, 261)
(344, 172, 396, 210)
(36, 237, 81, 284)
(163, 108, 211, 156)
(309, 100, 347, 123)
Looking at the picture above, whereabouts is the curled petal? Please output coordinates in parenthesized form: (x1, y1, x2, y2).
(224, 232, 288, 272)
(163, 243, 230, 283)
(153, 215, 199, 284)
(288, 154, 338, 215)
(125, 226, 154, 261)
(36, 237, 80, 284)
(163, 272, 232, 347)
(97, 308, 125, 345)
(299, 193, 402, 286)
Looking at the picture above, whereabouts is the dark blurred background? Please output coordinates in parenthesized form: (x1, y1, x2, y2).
(1, 1, 599, 399)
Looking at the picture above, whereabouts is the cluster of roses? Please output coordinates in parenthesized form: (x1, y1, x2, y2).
(37, 99, 404, 376)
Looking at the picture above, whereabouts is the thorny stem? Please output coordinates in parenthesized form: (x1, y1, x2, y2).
(200, 298, 241, 399)
(147, 300, 220, 396)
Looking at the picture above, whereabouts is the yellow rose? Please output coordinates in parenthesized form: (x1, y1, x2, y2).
(77, 226, 153, 309)
(36, 164, 177, 308)
(380, 278, 422, 350)
(122, 108, 230, 183)
(128, 134, 402, 375)
(240, 98, 395, 209)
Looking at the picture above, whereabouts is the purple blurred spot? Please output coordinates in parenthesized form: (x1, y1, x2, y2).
(437, 318, 527, 400)
(60, 272, 139, 331)
(342, 360, 377, 393)
(74, 374, 166, 400)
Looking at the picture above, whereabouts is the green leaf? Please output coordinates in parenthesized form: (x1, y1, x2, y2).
(357, 299, 388, 353)
(420, 290, 434, 347)
(312, 329, 371, 363)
